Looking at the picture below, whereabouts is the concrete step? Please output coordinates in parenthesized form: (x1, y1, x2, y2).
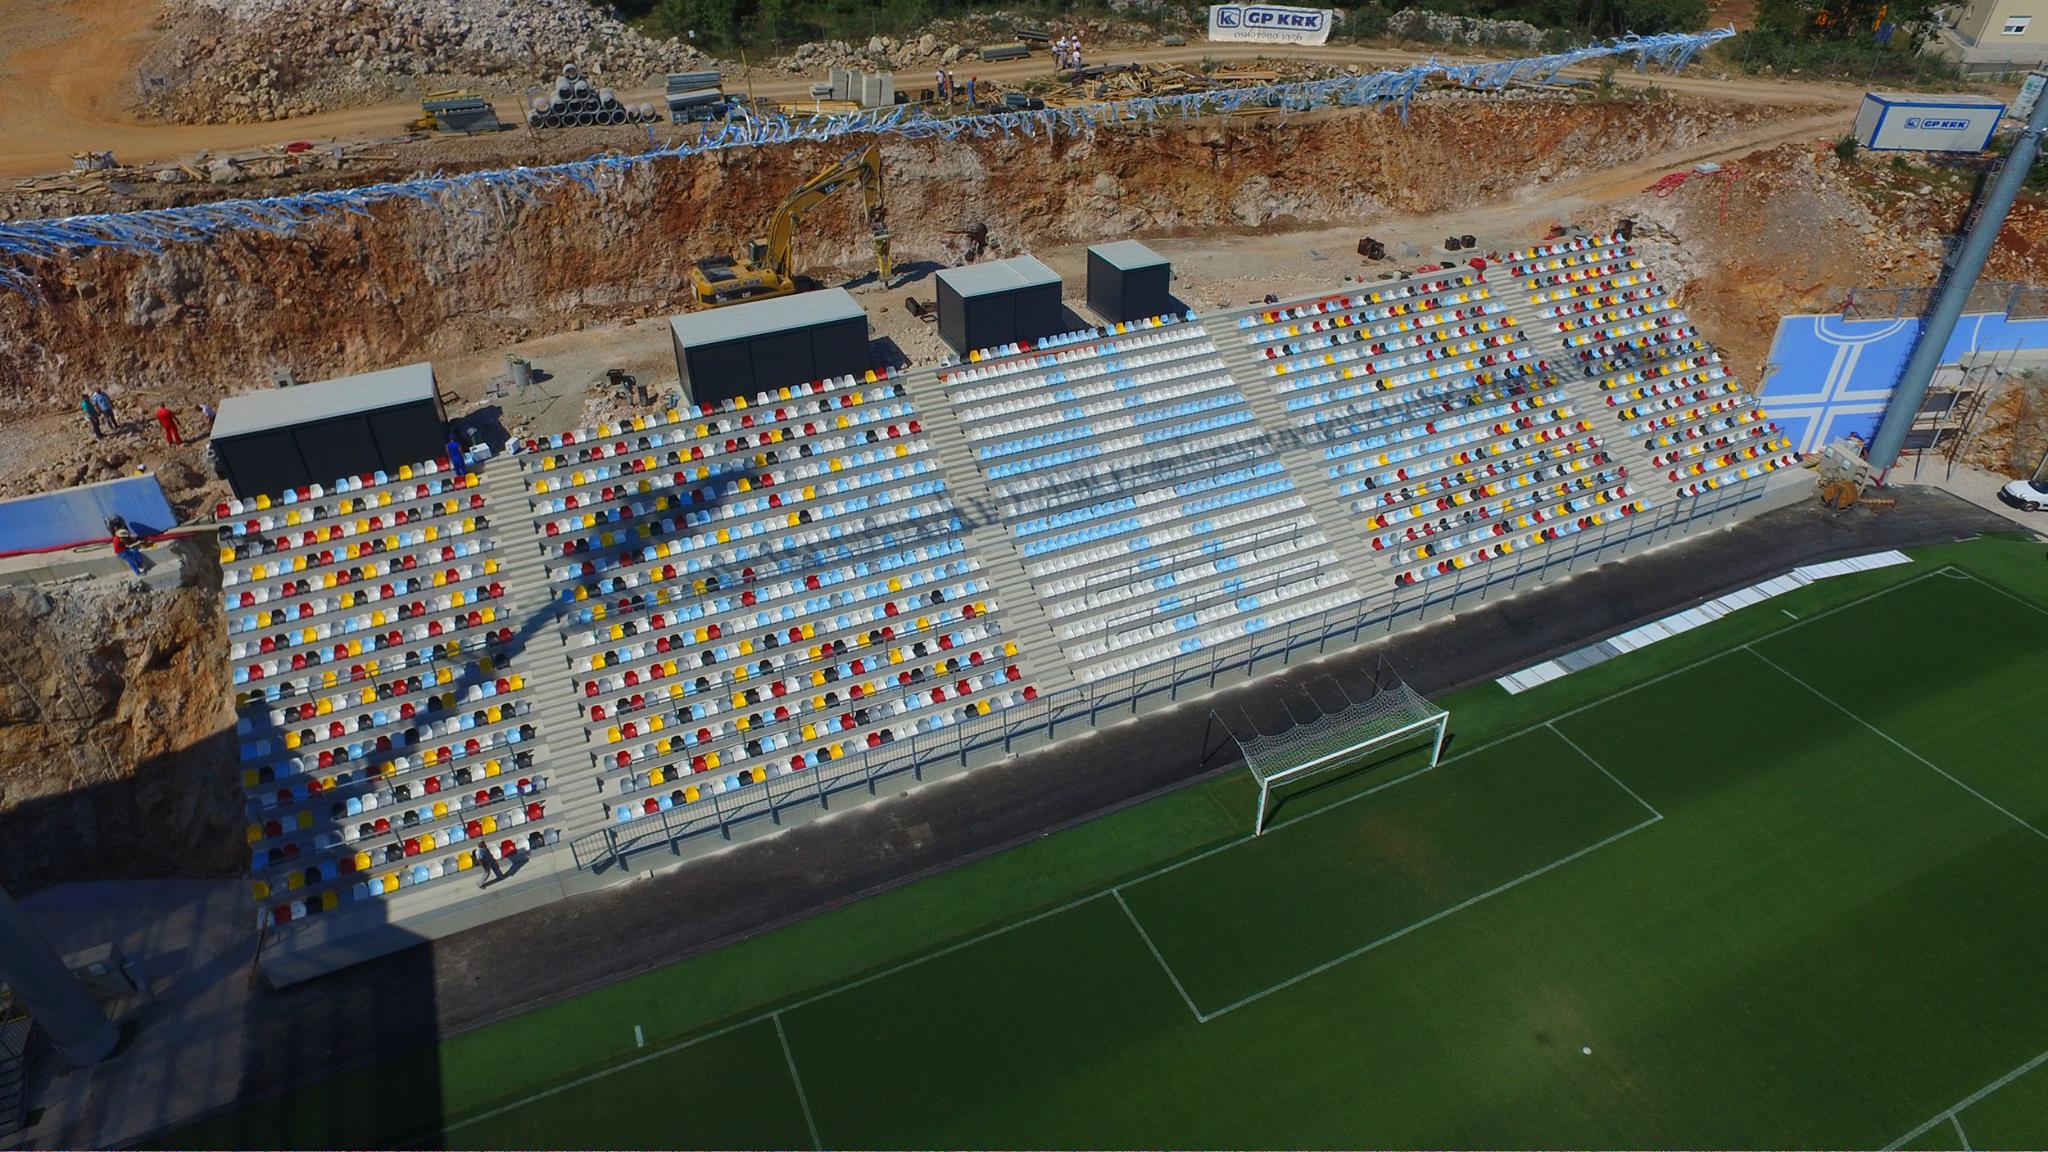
(1214, 325, 1381, 588)
(482, 459, 613, 844)
(1489, 266, 1667, 518)
(901, 364, 1078, 697)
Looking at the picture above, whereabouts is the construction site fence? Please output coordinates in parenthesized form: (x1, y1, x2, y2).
(0, 29, 1732, 295)
(1840, 281, 2048, 321)
(569, 473, 1771, 872)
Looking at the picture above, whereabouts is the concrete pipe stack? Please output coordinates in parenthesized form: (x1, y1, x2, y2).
(527, 63, 658, 128)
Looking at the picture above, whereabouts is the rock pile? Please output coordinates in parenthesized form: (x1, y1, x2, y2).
(1386, 9, 1545, 48)
(138, 0, 711, 124)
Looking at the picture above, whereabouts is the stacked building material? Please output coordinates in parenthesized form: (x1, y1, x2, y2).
(527, 63, 658, 128)
(424, 94, 503, 133)
(665, 69, 729, 122)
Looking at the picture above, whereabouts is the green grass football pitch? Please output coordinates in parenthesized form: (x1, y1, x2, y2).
(172, 536, 2048, 1149)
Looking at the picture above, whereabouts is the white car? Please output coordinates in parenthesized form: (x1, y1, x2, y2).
(1998, 478, 2048, 512)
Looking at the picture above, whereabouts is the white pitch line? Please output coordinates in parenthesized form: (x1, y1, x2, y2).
(439, 1016, 762, 1135)
(1952, 568, 2048, 620)
(1953, 1112, 1972, 1152)
(1113, 889, 1206, 1022)
(437, 564, 1951, 1136)
(1199, 815, 1662, 1021)
(1744, 646, 2048, 843)
(1545, 722, 1664, 820)
(774, 1012, 823, 1152)
(1399, 567, 1955, 781)
(1884, 1045, 2048, 1150)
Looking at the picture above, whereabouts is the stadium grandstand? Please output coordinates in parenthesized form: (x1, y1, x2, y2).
(212, 229, 1799, 980)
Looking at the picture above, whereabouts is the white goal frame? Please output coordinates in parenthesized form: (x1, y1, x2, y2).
(1228, 662, 1449, 835)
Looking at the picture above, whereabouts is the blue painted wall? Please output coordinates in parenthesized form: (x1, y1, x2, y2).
(1761, 311, 2048, 452)
(0, 474, 176, 553)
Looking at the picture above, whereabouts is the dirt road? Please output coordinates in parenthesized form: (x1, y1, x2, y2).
(0, 0, 1866, 180)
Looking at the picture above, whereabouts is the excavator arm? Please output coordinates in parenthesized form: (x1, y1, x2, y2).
(689, 143, 890, 306)
(760, 143, 891, 288)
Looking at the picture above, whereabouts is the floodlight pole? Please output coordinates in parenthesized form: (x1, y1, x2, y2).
(1870, 93, 2048, 472)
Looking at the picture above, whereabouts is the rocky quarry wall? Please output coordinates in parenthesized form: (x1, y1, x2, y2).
(0, 97, 1785, 414)
(0, 543, 241, 893)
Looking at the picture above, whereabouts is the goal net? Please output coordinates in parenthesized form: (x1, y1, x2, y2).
(1228, 659, 1449, 835)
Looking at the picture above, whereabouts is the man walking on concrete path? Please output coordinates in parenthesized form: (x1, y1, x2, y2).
(81, 395, 102, 439)
(154, 405, 182, 445)
(475, 841, 505, 888)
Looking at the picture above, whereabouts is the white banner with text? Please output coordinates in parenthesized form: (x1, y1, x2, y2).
(1207, 4, 1336, 44)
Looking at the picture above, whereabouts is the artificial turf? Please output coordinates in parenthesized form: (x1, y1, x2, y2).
(163, 535, 2048, 1150)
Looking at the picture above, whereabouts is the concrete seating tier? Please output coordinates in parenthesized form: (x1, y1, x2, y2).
(249, 655, 523, 735)
(1539, 282, 1667, 321)
(227, 570, 507, 658)
(1650, 418, 1782, 467)
(1556, 294, 1678, 339)
(1575, 326, 1701, 369)
(217, 470, 481, 542)
(1383, 477, 1633, 563)
(1625, 394, 1752, 439)
(509, 368, 1044, 835)
(1505, 232, 1632, 279)
(523, 399, 918, 494)
(991, 427, 1271, 521)
(234, 628, 519, 709)
(946, 312, 1357, 684)
(1340, 430, 1603, 508)
(1363, 449, 1614, 538)
(1331, 417, 1595, 496)
(1589, 341, 1714, 391)
(1608, 369, 1737, 413)
(952, 330, 1220, 410)
(1254, 298, 1507, 361)
(1392, 488, 1650, 588)
(221, 453, 558, 930)
(1674, 450, 1798, 498)
(231, 594, 510, 686)
(600, 631, 1034, 803)
(947, 312, 1207, 381)
(1525, 256, 1648, 295)
(1264, 312, 1520, 382)
(1237, 273, 1485, 345)
(219, 509, 491, 579)
(247, 759, 545, 872)
(1312, 383, 1565, 462)
(513, 368, 908, 457)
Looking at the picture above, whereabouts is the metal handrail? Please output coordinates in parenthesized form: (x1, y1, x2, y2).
(569, 476, 1769, 871)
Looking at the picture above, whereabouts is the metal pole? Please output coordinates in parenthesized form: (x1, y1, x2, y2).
(0, 882, 117, 1065)
(1871, 92, 2048, 472)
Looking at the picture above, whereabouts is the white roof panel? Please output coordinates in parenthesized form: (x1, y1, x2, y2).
(668, 287, 867, 349)
(211, 362, 438, 441)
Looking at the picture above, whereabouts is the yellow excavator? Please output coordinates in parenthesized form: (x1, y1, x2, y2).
(688, 143, 891, 307)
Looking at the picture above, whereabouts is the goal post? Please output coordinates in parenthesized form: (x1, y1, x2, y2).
(1228, 660, 1449, 835)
